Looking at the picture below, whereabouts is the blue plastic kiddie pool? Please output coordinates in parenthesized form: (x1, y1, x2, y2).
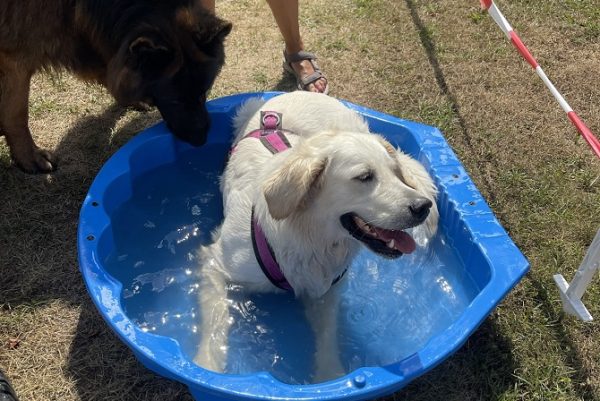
(77, 92, 529, 400)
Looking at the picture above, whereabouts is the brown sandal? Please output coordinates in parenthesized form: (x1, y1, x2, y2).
(283, 50, 329, 95)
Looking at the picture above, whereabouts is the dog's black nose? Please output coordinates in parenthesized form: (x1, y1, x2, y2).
(167, 120, 209, 147)
(186, 131, 208, 147)
(409, 197, 432, 220)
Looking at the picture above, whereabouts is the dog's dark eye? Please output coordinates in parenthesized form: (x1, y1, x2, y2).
(354, 171, 374, 182)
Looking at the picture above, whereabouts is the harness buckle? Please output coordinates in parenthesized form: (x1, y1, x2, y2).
(260, 111, 282, 131)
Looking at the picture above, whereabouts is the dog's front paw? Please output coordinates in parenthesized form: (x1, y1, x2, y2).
(128, 101, 153, 112)
(13, 146, 56, 173)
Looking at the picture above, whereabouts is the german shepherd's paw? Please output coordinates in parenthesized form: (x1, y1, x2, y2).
(13, 146, 56, 173)
(128, 101, 154, 113)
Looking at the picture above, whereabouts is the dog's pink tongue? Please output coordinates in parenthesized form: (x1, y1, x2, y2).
(373, 227, 416, 254)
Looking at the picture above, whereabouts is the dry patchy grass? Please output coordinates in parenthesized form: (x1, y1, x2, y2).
(1, 0, 599, 400)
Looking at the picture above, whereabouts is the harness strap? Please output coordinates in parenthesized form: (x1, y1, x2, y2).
(251, 207, 294, 291)
(243, 111, 292, 154)
(230, 111, 292, 156)
(236, 111, 346, 293)
(245, 130, 292, 154)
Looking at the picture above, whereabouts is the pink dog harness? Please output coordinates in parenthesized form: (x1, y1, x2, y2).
(250, 207, 294, 291)
(239, 111, 295, 291)
(240, 111, 345, 293)
(234, 111, 292, 155)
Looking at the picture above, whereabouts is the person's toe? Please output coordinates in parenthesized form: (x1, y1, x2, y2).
(308, 77, 327, 93)
(290, 59, 328, 93)
(314, 78, 327, 93)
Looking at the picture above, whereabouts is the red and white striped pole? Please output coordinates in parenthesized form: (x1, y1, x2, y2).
(480, 0, 600, 159)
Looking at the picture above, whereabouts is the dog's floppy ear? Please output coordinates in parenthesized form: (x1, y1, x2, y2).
(263, 153, 328, 220)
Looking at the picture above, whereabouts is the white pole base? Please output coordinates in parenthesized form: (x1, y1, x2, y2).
(554, 274, 593, 322)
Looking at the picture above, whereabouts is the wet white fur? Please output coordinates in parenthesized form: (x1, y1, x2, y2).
(195, 91, 438, 381)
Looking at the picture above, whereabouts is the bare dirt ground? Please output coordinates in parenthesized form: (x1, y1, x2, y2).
(1, 1, 599, 400)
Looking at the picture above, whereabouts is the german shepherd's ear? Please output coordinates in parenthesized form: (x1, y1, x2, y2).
(106, 31, 174, 105)
(209, 19, 233, 43)
(194, 16, 232, 55)
(128, 33, 174, 74)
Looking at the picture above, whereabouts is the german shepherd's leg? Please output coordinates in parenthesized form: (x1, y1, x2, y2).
(0, 63, 55, 173)
(304, 289, 346, 382)
(194, 248, 231, 373)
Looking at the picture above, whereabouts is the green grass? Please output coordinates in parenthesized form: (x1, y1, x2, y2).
(415, 99, 457, 134)
(0, 144, 10, 165)
(29, 98, 60, 117)
(252, 70, 270, 88)
(352, 0, 380, 17)
(500, 0, 600, 43)
(324, 39, 350, 52)
(468, 11, 486, 24)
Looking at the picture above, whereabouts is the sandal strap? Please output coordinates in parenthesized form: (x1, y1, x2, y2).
(300, 71, 326, 87)
(282, 50, 329, 94)
(284, 50, 318, 63)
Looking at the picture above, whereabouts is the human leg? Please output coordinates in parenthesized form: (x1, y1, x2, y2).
(265, 0, 328, 93)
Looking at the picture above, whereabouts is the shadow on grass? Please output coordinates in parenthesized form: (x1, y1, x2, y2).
(0, 103, 194, 399)
(403, 0, 496, 205)
(0, 105, 129, 306)
(273, 72, 301, 93)
(526, 275, 599, 401)
(403, 1, 599, 400)
(384, 316, 517, 401)
(67, 302, 193, 401)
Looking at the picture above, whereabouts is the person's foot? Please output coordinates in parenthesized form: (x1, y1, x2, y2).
(289, 59, 328, 93)
(283, 51, 329, 95)
(0, 370, 19, 401)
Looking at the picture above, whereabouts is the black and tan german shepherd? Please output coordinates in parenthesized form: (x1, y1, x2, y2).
(0, 0, 232, 173)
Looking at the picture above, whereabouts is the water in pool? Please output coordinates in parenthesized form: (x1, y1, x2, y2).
(104, 144, 479, 384)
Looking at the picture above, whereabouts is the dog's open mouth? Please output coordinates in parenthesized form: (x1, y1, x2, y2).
(340, 213, 416, 258)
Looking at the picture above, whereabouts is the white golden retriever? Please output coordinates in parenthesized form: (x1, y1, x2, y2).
(195, 91, 439, 381)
